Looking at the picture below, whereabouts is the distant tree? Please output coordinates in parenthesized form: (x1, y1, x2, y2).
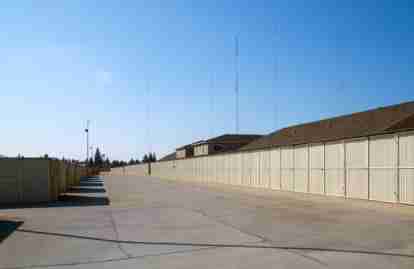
(104, 158, 110, 167)
(88, 157, 94, 167)
(142, 154, 149, 163)
(128, 158, 135, 165)
(94, 148, 104, 167)
(43, 154, 49, 159)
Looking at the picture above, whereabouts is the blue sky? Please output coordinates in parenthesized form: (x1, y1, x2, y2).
(1, 1, 414, 161)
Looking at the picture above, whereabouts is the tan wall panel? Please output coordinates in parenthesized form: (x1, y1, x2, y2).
(369, 135, 397, 202)
(281, 147, 294, 191)
(22, 159, 50, 203)
(309, 144, 324, 194)
(325, 142, 345, 197)
(294, 146, 308, 193)
(400, 169, 414, 204)
(346, 139, 368, 199)
(269, 149, 281, 190)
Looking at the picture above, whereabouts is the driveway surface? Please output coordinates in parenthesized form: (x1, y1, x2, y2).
(1, 175, 414, 268)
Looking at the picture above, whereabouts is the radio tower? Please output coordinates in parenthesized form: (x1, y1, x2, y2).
(235, 35, 239, 134)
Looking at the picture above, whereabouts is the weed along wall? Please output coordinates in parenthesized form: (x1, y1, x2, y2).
(114, 130, 414, 205)
(0, 158, 85, 204)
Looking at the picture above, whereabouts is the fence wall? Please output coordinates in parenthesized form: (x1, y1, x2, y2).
(0, 158, 85, 204)
(114, 131, 414, 205)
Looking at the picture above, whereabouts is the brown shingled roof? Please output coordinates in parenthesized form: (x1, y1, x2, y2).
(206, 134, 262, 144)
(241, 101, 414, 151)
(159, 152, 176, 161)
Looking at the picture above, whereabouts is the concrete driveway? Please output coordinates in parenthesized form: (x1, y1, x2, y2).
(1, 175, 414, 268)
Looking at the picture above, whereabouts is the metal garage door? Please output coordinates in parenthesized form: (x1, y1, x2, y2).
(259, 150, 270, 188)
(399, 132, 414, 204)
(270, 148, 281, 190)
(281, 147, 294, 191)
(325, 142, 345, 197)
(346, 138, 369, 199)
(309, 144, 324, 194)
(294, 145, 308, 193)
(369, 135, 398, 202)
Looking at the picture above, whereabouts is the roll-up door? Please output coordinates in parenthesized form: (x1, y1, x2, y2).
(270, 148, 281, 190)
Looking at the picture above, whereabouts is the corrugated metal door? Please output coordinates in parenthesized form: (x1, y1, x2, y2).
(369, 135, 397, 202)
(346, 139, 369, 199)
(294, 145, 308, 193)
(281, 147, 294, 191)
(325, 142, 345, 197)
(399, 132, 414, 204)
(309, 144, 324, 194)
(270, 149, 281, 190)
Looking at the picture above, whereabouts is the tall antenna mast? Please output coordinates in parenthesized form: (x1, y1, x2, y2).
(235, 35, 239, 134)
(146, 79, 151, 157)
(85, 120, 90, 162)
(209, 72, 214, 138)
(274, 22, 279, 131)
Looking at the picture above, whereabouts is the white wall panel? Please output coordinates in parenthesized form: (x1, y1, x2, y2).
(325, 142, 345, 197)
(270, 149, 281, 190)
(369, 135, 397, 202)
(346, 139, 368, 199)
(309, 144, 324, 194)
(399, 133, 414, 204)
(281, 147, 294, 191)
(294, 146, 308, 193)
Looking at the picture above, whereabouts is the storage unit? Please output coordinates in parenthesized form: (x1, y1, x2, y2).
(345, 138, 369, 199)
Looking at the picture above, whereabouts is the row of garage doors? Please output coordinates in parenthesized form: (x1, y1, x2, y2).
(150, 132, 414, 204)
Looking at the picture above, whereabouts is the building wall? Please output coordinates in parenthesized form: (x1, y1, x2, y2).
(115, 131, 414, 205)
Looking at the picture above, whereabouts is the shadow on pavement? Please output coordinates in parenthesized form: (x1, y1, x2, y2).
(15, 228, 414, 259)
(67, 187, 106, 193)
(0, 220, 23, 243)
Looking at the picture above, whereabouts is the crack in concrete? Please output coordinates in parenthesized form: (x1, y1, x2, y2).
(106, 209, 132, 259)
(0, 246, 219, 269)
